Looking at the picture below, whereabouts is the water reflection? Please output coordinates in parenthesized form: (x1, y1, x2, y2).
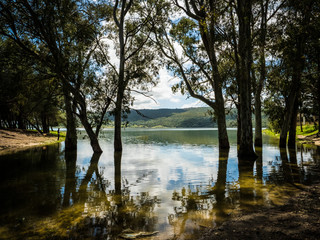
(63, 150, 77, 207)
(1, 130, 320, 239)
(215, 149, 229, 224)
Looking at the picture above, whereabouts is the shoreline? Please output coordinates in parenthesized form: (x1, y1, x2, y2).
(0, 129, 64, 155)
(1, 128, 320, 239)
(199, 184, 320, 240)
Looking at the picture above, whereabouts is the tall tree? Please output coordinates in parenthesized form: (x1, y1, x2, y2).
(158, 0, 231, 149)
(108, 0, 160, 152)
(278, 0, 313, 148)
(236, 0, 256, 158)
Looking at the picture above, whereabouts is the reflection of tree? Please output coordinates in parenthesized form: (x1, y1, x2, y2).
(255, 147, 263, 182)
(215, 149, 229, 224)
(0, 144, 64, 228)
(170, 149, 230, 238)
(288, 148, 301, 183)
(238, 157, 255, 210)
(77, 152, 104, 203)
(280, 147, 301, 186)
(63, 150, 77, 207)
(60, 151, 160, 239)
(254, 147, 263, 204)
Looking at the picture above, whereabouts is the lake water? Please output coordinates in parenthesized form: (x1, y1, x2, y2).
(0, 129, 320, 239)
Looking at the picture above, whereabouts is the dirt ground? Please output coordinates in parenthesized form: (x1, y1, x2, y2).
(0, 129, 60, 154)
(198, 184, 320, 240)
(297, 133, 320, 146)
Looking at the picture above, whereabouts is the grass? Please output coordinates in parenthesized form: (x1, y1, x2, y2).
(262, 128, 280, 137)
(263, 124, 319, 139)
(296, 124, 319, 136)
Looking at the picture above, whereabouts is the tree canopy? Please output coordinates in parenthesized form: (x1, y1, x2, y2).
(0, 0, 319, 155)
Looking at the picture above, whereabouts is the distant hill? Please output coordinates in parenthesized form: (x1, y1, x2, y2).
(106, 107, 267, 128)
(126, 107, 215, 128)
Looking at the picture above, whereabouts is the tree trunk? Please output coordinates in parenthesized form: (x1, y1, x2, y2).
(41, 111, 50, 134)
(279, 56, 303, 148)
(237, 0, 256, 159)
(254, 0, 267, 147)
(288, 97, 299, 148)
(63, 84, 77, 151)
(17, 111, 26, 130)
(215, 84, 230, 149)
(254, 95, 263, 146)
(299, 111, 303, 132)
(279, 92, 296, 147)
(114, 91, 123, 152)
(237, 105, 241, 145)
(79, 111, 102, 153)
(317, 58, 320, 137)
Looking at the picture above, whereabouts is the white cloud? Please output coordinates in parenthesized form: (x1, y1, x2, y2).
(181, 100, 204, 109)
(132, 68, 197, 109)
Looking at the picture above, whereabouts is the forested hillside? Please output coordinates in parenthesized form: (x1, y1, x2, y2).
(107, 108, 267, 128)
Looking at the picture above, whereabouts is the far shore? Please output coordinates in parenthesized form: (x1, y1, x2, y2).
(0, 129, 64, 155)
(1, 127, 319, 155)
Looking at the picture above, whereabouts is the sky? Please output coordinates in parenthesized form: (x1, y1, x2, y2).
(104, 39, 204, 110)
(131, 68, 203, 109)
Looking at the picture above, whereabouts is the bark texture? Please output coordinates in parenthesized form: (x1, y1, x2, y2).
(237, 0, 256, 158)
(63, 85, 77, 151)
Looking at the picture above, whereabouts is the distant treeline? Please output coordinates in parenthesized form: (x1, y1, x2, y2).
(107, 107, 268, 128)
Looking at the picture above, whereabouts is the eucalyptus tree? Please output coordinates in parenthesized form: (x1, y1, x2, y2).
(275, 0, 316, 148)
(107, 0, 160, 152)
(0, 37, 62, 132)
(155, 0, 231, 150)
(0, 0, 114, 152)
(234, 0, 257, 158)
(250, 0, 286, 147)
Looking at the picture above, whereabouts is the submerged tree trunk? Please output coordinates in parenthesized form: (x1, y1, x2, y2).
(80, 113, 102, 153)
(237, 0, 256, 159)
(63, 85, 77, 151)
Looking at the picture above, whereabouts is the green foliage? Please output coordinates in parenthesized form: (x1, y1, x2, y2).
(296, 125, 319, 137)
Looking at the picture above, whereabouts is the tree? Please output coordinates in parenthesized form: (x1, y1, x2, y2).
(107, 0, 160, 152)
(0, 0, 114, 152)
(236, 0, 256, 158)
(0, 37, 62, 133)
(277, 0, 314, 148)
(156, 0, 231, 149)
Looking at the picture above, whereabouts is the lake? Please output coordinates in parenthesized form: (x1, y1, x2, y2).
(0, 128, 320, 239)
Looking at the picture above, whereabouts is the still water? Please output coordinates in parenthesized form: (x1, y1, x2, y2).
(0, 129, 320, 239)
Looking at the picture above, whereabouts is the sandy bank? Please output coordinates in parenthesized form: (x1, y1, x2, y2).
(297, 133, 320, 146)
(0, 129, 62, 154)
